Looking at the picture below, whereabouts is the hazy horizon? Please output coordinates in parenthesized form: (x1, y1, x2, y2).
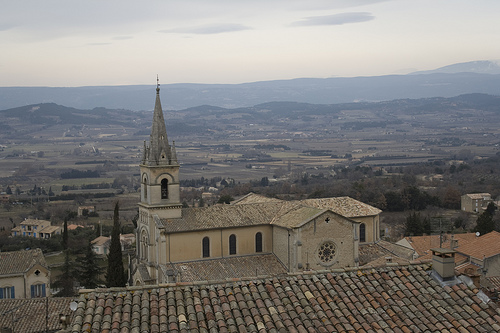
(1, 0, 499, 87)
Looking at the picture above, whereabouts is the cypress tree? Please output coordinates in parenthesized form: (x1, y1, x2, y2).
(54, 250, 75, 297)
(62, 218, 68, 250)
(77, 240, 104, 289)
(106, 201, 126, 287)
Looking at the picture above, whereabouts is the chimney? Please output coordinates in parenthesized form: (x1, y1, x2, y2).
(431, 248, 456, 281)
(450, 239, 458, 249)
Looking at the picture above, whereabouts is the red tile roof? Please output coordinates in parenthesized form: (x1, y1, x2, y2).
(402, 233, 477, 260)
(71, 264, 500, 332)
(456, 231, 500, 260)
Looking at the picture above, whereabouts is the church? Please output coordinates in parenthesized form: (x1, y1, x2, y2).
(132, 84, 381, 285)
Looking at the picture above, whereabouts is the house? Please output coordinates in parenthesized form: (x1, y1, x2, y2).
(10, 218, 61, 239)
(0, 249, 50, 299)
(91, 236, 110, 255)
(132, 85, 382, 285)
(78, 205, 95, 216)
(91, 233, 136, 256)
(66, 262, 500, 332)
(396, 232, 478, 261)
(461, 192, 492, 213)
(454, 231, 500, 278)
(397, 231, 500, 282)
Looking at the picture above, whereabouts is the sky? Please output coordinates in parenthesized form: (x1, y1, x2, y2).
(1, 0, 499, 87)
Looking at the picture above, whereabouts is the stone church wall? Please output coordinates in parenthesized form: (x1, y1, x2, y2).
(298, 212, 356, 271)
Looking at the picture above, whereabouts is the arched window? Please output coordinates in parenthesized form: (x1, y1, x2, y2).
(202, 237, 210, 258)
(161, 178, 168, 199)
(255, 232, 263, 253)
(229, 234, 236, 255)
(360, 223, 366, 243)
(141, 230, 148, 260)
(143, 176, 148, 199)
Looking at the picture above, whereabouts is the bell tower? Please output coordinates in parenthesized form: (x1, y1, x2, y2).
(139, 79, 182, 220)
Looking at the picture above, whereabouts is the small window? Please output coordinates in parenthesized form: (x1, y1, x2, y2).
(255, 232, 263, 253)
(0, 287, 15, 299)
(161, 179, 168, 199)
(360, 223, 366, 243)
(229, 234, 236, 255)
(143, 177, 148, 199)
(202, 237, 210, 258)
(31, 284, 46, 298)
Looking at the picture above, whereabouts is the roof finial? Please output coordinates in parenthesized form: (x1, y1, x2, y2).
(156, 75, 160, 94)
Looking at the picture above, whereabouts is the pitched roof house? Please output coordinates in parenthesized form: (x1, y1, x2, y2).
(68, 263, 500, 332)
(0, 249, 50, 299)
(455, 231, 500, 278)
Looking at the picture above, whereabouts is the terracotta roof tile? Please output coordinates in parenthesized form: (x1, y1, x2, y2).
(69, 264, 500, 332)
(455, 231, 500, 259)
(0, 297, 75, 332)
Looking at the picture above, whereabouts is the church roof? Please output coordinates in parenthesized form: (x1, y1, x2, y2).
(300, 197, 382, 218)
(234, 193, 382, 218)
(70, 263, 500, 332)
(160, 201, 347, 233)
(0, 248, 47, 275)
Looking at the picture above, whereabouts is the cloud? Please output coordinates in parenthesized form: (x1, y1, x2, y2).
(291, 12, 374, 26)
(159, 23, 251, 35)
(87, 42, 112, 46)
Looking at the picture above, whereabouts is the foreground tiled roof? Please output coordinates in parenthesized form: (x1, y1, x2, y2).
(0, 248, 47, 275)
(161, 254, 287, 282)
(0, 297, 75, 333)
(456, 231, 500, 260)
(70, 264, 500, 332)
(487, 276, 500, 290)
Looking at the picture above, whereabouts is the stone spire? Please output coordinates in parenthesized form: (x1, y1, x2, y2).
(143, 78, 175, 166)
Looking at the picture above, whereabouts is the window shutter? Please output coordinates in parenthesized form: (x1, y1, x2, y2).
(11, 286, 15, 299)
(0, 288, 3, 299)
(31, 285, 35, 298)
(42, 284, 46, 297)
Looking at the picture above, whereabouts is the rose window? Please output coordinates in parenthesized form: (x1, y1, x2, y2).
(318, 241, 336, 263)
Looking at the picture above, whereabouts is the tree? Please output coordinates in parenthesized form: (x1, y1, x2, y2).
(474, 202, 496, 236)
(5, 186, 12, 195)
(62, 218, 69, 250)
(217, 194, 234, 204)
(54, 250, 75, 297)
(404, 212, 431, 236)
(76, 240, 104, 289)
(106, 202, 126, 287)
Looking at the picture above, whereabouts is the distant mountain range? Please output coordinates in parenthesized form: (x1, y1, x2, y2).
(1, 60, 499, 111)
